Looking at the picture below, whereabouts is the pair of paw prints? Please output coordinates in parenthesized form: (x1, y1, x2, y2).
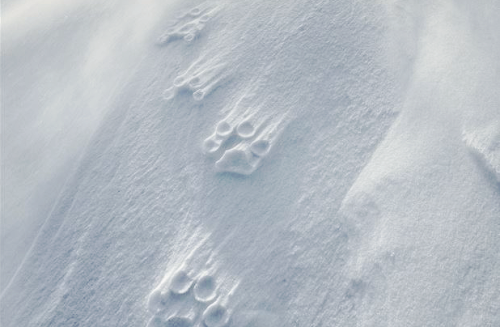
(162, 61, 227, 102)
(203, 114, 277, 176)
(157, 4, 218, 45)
(147, 270, 230, 327)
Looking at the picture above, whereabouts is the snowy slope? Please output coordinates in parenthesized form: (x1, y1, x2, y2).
(1, 0, 173, 292)
(1, 0, 499, 326)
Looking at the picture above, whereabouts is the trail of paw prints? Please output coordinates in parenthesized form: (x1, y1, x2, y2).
(202, 96, 286, 175)
(157, 3, 219, 46)
(162, 55, 229, 102)
(146, 266, 236, 327)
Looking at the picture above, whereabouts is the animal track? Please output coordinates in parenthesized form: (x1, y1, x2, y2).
(203, 303, 230, 327)
(249, 140, 270, 157)
(202, 96, 285, 175)
(194, 275, 217, 302)
(157, 4, 219, 46)
(147, 259, 234, 327)
(157, 4, 228, 103)
(236, 120, 256, 139)
(215, 146, 261, 175)
(169, 270, 194, 295)
(147, 242, 282, 327)
(162, 56, 229, 102)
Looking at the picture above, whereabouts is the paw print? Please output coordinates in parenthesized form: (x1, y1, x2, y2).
(202, 96, 285, 175)
(147, 268, 232, 327)
(157, 4, 219, 46)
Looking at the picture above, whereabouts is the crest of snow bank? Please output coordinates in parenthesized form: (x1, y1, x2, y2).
(463, 117, 500, 184)
(338, 1, 500, 324)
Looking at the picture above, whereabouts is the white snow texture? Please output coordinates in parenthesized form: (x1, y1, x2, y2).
(1, 0, 500, 326)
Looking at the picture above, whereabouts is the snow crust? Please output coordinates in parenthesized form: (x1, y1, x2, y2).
(1, 0, 499, 326)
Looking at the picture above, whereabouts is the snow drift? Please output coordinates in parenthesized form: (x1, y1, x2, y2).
(1, 0, 499, 326)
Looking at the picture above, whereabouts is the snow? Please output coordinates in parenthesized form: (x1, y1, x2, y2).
(1, 0, 499, 326)
(1, 0, 173, 293)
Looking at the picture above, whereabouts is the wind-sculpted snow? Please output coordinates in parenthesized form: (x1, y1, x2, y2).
(2, 0, 500, 326)
(0, 0, 177, 295)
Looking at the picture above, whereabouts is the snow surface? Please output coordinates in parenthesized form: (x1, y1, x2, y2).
(1, 0, 500, 326)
